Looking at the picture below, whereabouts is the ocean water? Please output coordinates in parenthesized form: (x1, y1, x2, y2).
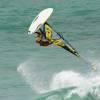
(0, 0, 100, 100)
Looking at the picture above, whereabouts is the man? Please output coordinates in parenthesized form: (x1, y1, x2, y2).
(35, 23, 65, 47)
(35, 22, 80, 57)
(35, 30, 52, 46)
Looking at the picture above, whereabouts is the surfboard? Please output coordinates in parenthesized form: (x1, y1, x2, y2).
(28, 8, 53, 35)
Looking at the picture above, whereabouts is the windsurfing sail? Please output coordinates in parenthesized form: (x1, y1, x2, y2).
(44, 22, 96, 70)
(44, 22, 53, 40)
(56, 32, 80, 57)
(44, 22, 80, 57)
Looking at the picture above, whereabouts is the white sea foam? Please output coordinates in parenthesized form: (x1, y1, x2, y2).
(17, 59, 100, 99)
(50, 70, 100, 98)
(17, 61, 47, 93)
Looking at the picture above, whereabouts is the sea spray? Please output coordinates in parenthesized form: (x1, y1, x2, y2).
(50, 71, 91, 97)
(50, 70, 100, 99)
(17, 59, 100, 99)
(17, 61, 47, 93)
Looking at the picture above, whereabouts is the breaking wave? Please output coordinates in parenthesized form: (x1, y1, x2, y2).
(17, 59, 100, 100)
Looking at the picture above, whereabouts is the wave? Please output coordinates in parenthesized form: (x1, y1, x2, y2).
(50, 71, 100, 99)
(17, 59, 100, 100)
